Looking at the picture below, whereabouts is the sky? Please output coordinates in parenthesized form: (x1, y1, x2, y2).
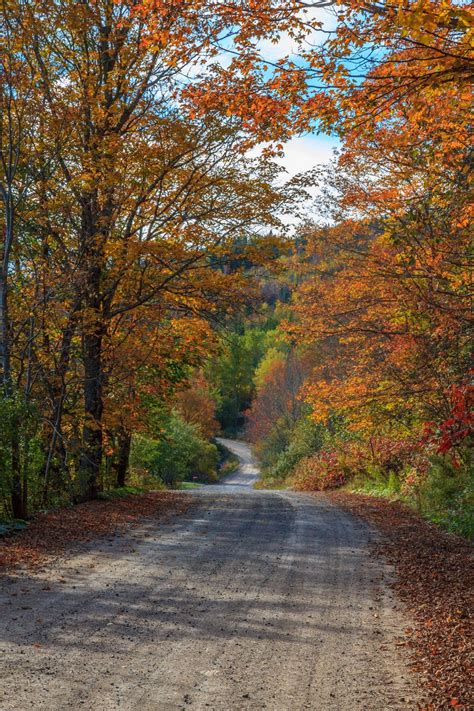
(187, 5, 341, 222)
(255, 6, 340, 214)
(274, 134, 339, 180)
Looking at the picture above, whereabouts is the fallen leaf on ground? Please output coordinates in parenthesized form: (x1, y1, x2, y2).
(328, 492, 473, 710)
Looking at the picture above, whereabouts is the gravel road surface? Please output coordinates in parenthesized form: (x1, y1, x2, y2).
(0, 439, 419, 710)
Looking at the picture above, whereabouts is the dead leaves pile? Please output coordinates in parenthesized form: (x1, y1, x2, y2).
(0, 492, 192, 571)
(329, 492, 473, 710)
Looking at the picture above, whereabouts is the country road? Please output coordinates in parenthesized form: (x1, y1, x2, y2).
(0, 439, 419, 710)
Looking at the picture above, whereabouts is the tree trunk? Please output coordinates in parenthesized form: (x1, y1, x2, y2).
(114, 427, 132, 488)
(10, 432, 25, 519)
(77, 192, 106, 502)
(42, 309, 78, 504)
(0, 266, 24, 518)
(0, 188, 26, 518)
(78, 325, 104, 501)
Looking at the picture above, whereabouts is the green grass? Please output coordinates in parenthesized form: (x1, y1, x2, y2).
(175, 481, 203, 490)
(348, 479, 400, 500)
(254, 477, 287, 490)
(215, 441, 240, 478)
(97, 485, 146, 501)
(424, 508, 474, 540)
(346, 478, 473, 540)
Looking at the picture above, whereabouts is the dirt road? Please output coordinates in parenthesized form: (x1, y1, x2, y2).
(0, 440, 418, 710)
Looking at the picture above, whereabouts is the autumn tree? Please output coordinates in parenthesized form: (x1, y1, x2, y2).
(246, 350, 310, 466)
(0, 2, 44, 517)
(1, 0, 470, 516)
(174, 371, 219, 441)
(1, 0, 304, 512)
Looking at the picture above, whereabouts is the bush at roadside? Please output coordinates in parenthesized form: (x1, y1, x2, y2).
(130, 412, 219, 487)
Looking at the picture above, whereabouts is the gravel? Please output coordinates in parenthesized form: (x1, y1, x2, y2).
(0, 439, 420, 710)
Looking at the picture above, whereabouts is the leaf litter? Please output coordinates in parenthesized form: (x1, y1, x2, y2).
(0, 492, 192, 571)
(329, 492, 473, 710)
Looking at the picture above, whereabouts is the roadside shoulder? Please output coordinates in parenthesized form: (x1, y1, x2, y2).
(327, 491, 473, 710)
(0, 492, 192, 572)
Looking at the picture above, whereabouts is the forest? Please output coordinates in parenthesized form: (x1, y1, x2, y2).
(0, 2, 472, 709)
(0, 0, 472, 533)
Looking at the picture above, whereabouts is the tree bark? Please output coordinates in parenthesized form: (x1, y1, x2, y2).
(77, 197, 105, 501)
(114, 427, 132, 488)
(78, 320, 104, 501)
(42, 308, 78, 504)
(0, 187, 26, 518)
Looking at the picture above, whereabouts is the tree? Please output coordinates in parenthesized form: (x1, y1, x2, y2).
(6, 0, 292, 503)
(0, 2, 41, 517)
(174, 372, 219, 440)
(246, 351, 309, 467)
(0, 0, 306, 514)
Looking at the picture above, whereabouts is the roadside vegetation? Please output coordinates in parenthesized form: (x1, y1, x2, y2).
(0, 3, 471, 706)
(331, 491, 473, 709)
(0, 2, 471, 538)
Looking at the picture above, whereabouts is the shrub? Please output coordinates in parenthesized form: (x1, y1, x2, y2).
(130, 412, 219, 487)
(290, 436, 416, 493)
(417, 448, 473, 539)
(271, 417, 324, 480)
(291, 450, 350, 491)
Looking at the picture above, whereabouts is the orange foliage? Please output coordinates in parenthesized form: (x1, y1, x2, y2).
(174, 372, 219, 439)
(290, 215, 472, 436)
(246, 352, 308, 446)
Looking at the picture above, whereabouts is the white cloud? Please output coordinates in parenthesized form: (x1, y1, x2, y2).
(276, 134, 337, 179)
(268, 134, 339, 226)
(256, 6, 337, 63)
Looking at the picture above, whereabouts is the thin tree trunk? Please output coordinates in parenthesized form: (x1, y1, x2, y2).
(114, 427, 132, 488)
(42, 309, 78, 504)
(0, 282, 23, 517)
(0, 187, 25, 518)
(78, 324, 104, 501)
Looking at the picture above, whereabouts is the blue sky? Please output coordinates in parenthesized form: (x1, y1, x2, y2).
(254, 6, 340, 202)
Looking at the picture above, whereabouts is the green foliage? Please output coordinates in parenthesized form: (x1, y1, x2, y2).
(130, 412, 219, 487)
(348, 450, 473, 539)
(192, 439, 220, 483)
(351, 469, 402, 498)
(215, 441, 240, 477)
(419, 452, 473, 539)
(272, 417, 324, 479)
(257, 418, 293, 472)
(209, 331, 263, 433)
(0, 395, 44, 519)
(256, 411, 324, 481)
(208, 306, 289, 434)
(97, 486, 147, 501)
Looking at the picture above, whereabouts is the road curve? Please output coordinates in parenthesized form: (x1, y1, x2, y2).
(0, 440, 419, 710)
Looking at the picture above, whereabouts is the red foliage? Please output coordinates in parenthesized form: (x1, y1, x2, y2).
(174, 372, 219, 439)
(291, 435, 428, 493)
(424, 380, 473, 456)
(291, 449, 350, 491)
(246, 353, 308, 445)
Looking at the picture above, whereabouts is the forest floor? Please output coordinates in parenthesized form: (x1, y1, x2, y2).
(0, 492, 192, 570)
(0, 442, 469, 709)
